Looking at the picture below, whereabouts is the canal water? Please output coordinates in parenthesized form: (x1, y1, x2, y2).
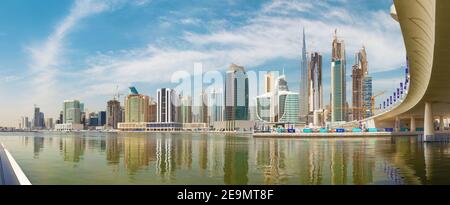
(1, 132, 450, 185)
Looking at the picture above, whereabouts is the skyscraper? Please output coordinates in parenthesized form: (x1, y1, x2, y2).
(352, 46, 373, 120)
(331, 29, 347, 122)
(124, 87, 149, 123)
(63, 100, 82, 124)
(264, 72, 275, 93)
(148, 99, 157, 123)
(21, 116, 29, 129)
(180, 96, 193, 123)
(209, 88, 223, 122)
(308, 52, 323, 113)
(39, 112, 45, 128)
(363, 76, 373, 118)
(157, 88, 178, 123)
(107, 99, 121, 129)
(98, 111, 107, 126)
(352, 64, 364, 121)
(299, 28, 309, 121)
(224, 64, 249, 121)
(45, 118, 53, 130)
(33, 106, 41, 129)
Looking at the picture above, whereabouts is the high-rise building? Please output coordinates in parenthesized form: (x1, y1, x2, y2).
(331, 29, 347, 122)
(224, 64, 249, 121)
(308, 52, 323, 112)
(21, 116, 29, 129)
(256, 93, 273, 122)
(107, 99, 121, 129)
(157, 88, 178, 123)
(264, 72, 275, 93)
(63, 100, 82, 124)
(98, 111, 107, 126)
(124, 87, 149, 123)
(352, 64, 364, 120)
(363, 76, 373, 118)
(180, 96, 193, 123)
(148, 99, 157, 122)
(299, 28, 309, 122)
(58, 111, 63, 124)
(88, 112, 98, 127)
(45, 118, 53, 130)
(200, 91, 208, 123)
(209, 88, 223, 122)
(352, 46, 372, 120)
(278, 91, 300, 123)
(39, 112, 45, 128)
(33, 106, 41, 129)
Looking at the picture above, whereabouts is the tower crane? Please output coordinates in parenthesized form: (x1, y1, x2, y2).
(371, 91, 386, 114)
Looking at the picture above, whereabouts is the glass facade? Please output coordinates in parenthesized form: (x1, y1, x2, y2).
(332, 60, 346, 122)
(363, 76, 373, 118)
(224, 64, 249, 121)
(278, 92, 300, 123)
(63, 100, 82, 124)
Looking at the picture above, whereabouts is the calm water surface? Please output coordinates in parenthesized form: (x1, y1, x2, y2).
(1, 132, 450, 185)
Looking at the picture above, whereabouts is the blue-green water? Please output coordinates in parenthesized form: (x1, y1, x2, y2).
(1, 132, 450, 185)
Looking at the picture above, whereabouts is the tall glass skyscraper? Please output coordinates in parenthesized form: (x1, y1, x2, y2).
(299, 28, 309, 121)
(63, 100, 82, 124)
(224, 64, 249, 121)
(363, 76, 373, 118)
(331, 30, 347, 122)
(33, 106, 41, 129)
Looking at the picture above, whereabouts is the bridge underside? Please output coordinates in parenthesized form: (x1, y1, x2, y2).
(366, 0, 450, 140)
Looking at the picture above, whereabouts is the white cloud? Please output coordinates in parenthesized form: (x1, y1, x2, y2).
(82, 0, 404, 91)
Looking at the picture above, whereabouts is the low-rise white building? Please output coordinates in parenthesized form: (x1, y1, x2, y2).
(55, 123, 84, 132)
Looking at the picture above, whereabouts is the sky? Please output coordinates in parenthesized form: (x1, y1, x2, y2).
(0, 0, 406, 127)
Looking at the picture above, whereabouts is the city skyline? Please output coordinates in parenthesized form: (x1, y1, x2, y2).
(0, 0, 406, 127)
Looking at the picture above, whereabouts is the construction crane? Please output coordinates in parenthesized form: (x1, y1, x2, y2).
(371, 91, 385, 114)
(113, 85, 125, 102)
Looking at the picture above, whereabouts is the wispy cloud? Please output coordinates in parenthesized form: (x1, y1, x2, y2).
(26, 0, 113, 107)
(24, 0, 150, 115)
(81, 0, 404, 93)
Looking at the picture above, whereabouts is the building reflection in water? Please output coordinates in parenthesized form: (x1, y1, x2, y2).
(198, 135, 208, 175)
(106, 134, 122, 165)
(254, 138, 379, 185)
(156, 134, 176, 180)
(174, 134, 192, 170)
(383, 136, 450, 185)
(123, 133, 157, 174)
(60, 135, 86, 162)
(33, 136, 45, 159)
(47, 132, 450, 185)
(223, 136, 249, 185)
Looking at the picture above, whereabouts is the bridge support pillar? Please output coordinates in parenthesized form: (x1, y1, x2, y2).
(395, 116, 400, 132)
(439, 116, 444, 131)
(410, 116, 416, 132)
(424, 102, 434, 142)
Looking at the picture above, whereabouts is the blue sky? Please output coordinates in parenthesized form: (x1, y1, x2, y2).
(0, 0, 405, 127)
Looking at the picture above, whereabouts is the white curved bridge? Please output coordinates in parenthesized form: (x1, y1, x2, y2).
(355, 0, 450, 142)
